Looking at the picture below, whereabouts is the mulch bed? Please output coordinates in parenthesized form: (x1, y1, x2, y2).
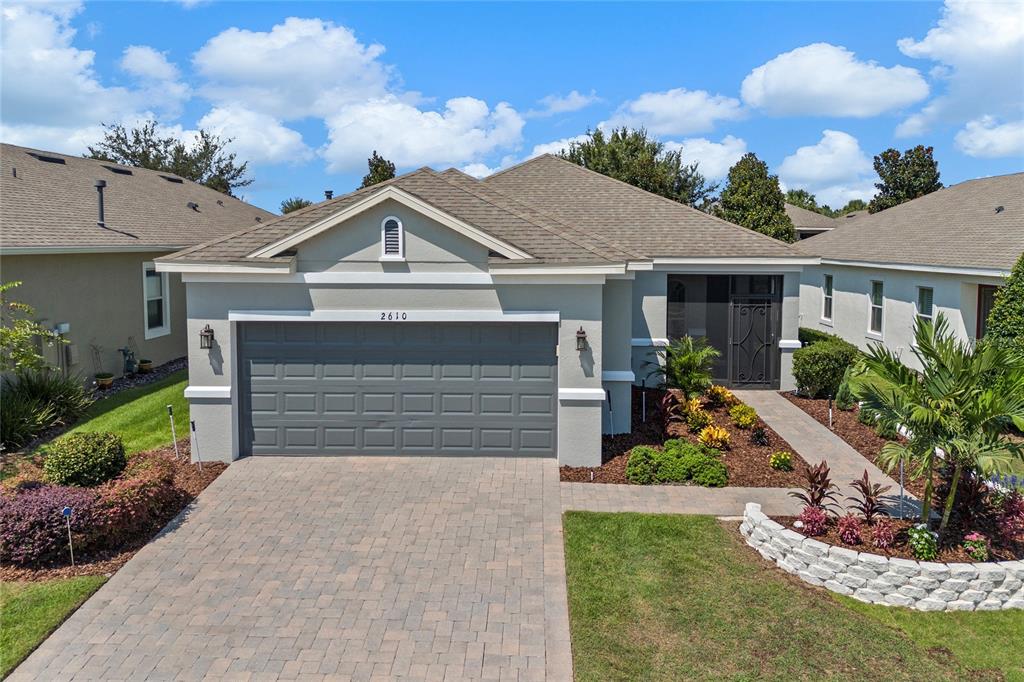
(781, 391, 930, 498)
(0, 439, 225, 583)
(773, 515, 1024, 562)
(561, 387, 809, 487)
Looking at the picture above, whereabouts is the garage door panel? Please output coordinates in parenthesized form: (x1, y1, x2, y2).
(241, 322, 556, 456)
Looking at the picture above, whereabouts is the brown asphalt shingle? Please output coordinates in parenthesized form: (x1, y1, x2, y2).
(798, 173, 1024, 271)
(0, 143, 275, 250)
(785, 203, 838, 230)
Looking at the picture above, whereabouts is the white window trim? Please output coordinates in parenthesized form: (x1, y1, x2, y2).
(916, 286, 934, 321)
(142, 261, 171, 339)
(379, 215, 405, 261)
(868, 280, 884, 338)
(822, 274, 834, 323)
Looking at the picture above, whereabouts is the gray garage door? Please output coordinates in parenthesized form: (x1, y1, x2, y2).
(239, 322, 558, 457)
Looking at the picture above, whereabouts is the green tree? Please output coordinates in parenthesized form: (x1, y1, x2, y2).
(785, 189, 819, 212)
(836, 198, 867, 215)
(560, 127, 717, 207)
(280, 197, 314, 214)
(985, 252, 1024, 352)
(849, 314, 1024, 536)
(715, 153, 796, 242)
(86, 121, 253, 196)
(360, 151, 396, 188)
(867, 145, 942, 213)
(0, 281, 63, 372)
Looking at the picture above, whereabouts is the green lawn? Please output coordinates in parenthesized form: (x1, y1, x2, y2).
(55, 370, 188, 454)
(563, 512, 1010, 681)
(0, 577, 107, 678)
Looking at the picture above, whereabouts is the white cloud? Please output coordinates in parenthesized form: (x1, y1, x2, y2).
(896, 1, 1024, 136)
(197, 106, 311, 165)
(461, 163, 499, 178)
(321, 96, 524, 172)
(954, 116, 1024, 158)
(528, 135, 589, 157)
(602, 88, 743, 136)
(528, 90, 599, 117)
(777, 130, 876, 207)
(664, 135, 747, 180)
(741, 43, 928, 117)
(121, 45, 179, 81)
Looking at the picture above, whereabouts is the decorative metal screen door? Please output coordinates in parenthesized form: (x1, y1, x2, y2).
(729, 302, 775, 386)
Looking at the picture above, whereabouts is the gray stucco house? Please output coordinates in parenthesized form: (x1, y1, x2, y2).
(157, 155, 814, 466)
(0, 143, 274, 380)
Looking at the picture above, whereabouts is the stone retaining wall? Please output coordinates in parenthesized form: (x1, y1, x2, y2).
(741, 503, 1024, 611)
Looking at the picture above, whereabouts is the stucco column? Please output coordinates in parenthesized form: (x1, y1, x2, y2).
(601, 278, 633, 435)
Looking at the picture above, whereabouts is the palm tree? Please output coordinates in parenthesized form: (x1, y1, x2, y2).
(645, 336, 721, 397)
(848, 314, 1024, 536)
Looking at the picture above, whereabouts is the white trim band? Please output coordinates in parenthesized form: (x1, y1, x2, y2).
(778, 339, 802, 350)
(558, 388, 607, 402)
(631, 337, 670, 347)
(227, 309, 561, 323)
(601, 370, 636, 382)
(183, 271, 495, 285)
(184, 386, 232, 400)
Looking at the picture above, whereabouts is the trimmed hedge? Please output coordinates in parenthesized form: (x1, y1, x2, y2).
(793, 340, 861, 398)
(43, 432, 127, 487)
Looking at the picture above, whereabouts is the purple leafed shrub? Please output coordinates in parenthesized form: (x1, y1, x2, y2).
(837, 514, 863, 545)
(0, 485, 100, 566)
(798, 505, 828, 536)
(997, 491, 1024, 542)
(871, 517, 897, 550)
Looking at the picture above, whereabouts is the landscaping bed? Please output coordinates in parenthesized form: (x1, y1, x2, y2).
(561, 386, 809, 487)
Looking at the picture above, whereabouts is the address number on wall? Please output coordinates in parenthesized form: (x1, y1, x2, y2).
(380, 312, 408, 321)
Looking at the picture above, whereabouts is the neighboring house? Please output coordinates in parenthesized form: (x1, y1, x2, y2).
(156, 155, 814, 466)
(798, 172, 1023, 368)
(0, 144, 275, 380)
(785, 202, 837, 240)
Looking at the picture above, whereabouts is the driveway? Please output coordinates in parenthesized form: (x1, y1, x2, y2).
(13, 457, 572, 681)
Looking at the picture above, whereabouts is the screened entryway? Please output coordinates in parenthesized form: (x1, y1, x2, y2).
(667, 274, 782, 388)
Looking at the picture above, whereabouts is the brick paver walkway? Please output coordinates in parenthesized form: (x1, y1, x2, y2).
(12, 457, 572, 682)
(561, 483, 800, 517)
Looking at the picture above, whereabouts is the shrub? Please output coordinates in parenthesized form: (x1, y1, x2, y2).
(656, 440, 722, 484)
(95, 455, 181, 546)
(847, 470, 891, 523)
(750, 427, 770, 447)
(686, 408, 713, 432)
(996, 490, 1024, 541)
(0, 387, 56, 450)
(834, 369, 856, 411)
(683, 396, 704, 415)
(962, 532, 989, 562)
(625, 446, 660, 484)
(871, 517, 897, 549)
(646, 336, 720, 397)
(789, 460, 841, 511)
(0, 484, 100, 566)
(857, 406, 877, 426)
(907, 524, 938, 561)
(692, 458, 728, 487)
(837, 514, 862, 544)
(798, 327, 847, 346)
(874, 420, 900, 440)
(698, 425, 730, 449)
(660, 392, 686, 428)
(7, 369, 92, 424)
(705, 385, 737, 407)
(983, 252, 1024, 353)
(768, 450, 793, 471)
(43, 432, 127, 487)
(798, 505, 828, 536)
(728, 404, 758, 429)
(792, 340, 860, 398)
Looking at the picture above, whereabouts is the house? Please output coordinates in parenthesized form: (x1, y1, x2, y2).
(785, 202, 838, 240)
(797, 172, 1023, 368)
(156, 155, 814, 466)
(0, 143, 275, 380)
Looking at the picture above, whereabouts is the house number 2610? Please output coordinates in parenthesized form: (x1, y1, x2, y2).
(380, 312, 408, 321)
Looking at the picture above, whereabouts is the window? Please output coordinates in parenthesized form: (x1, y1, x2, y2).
(916, 287, 934, 322)
(822, 274, 834, 321)
(380, 216, 404, 260)
(143, 263, 170, 339)
(977, 285, 999, 338)
(869, 281, 884, 335)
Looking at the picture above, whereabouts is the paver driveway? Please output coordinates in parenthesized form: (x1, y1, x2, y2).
(13, 457, 572, 681)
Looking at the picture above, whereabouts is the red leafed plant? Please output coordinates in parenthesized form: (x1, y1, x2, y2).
(789, 460, 841, 512)
(997, 490, 1024, 542)
(798, 505, 828, 536)
(847, 470, 892, 524)
(837, 514, 863, 545)
(871, 517, 897, 550)
(660, 391, 686, 428)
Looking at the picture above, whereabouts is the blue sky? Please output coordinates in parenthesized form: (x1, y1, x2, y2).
(2, 1, 1022, 213)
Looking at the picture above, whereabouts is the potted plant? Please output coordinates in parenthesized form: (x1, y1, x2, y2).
(95, 372, 114, 389)
(138, 359, 153, 373)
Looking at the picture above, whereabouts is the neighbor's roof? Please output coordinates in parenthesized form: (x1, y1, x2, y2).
(799, 172, 1024, 272)
(0, 143, 275, 252)
(163, 154, 805, 266)
(784, 203, 837, 230)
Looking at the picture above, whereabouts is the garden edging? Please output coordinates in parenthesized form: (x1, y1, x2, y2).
(741, 503, 1024, 611)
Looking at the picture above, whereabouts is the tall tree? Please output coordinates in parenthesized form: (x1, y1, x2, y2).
(985, 252, 1024, 353)
(785, 188, 819, 212)
(559, 127, 717, 207)
(715, 153, 796, 242)
(86, 121, 252, 196)
(836, 198, 867, 215)
(280, 197, 313, 214)
(868, 145, 942, 214)
(360, 151, 396, 188)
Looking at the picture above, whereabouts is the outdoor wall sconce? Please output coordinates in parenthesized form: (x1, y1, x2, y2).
(576, 326, 588, 352)
(199, 324, 215, 350)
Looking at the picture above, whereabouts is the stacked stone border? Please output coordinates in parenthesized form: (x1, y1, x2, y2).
(741, 503, 1024, 611)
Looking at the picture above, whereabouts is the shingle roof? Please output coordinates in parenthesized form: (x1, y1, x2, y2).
(798, 173, 1024, 271)
(0, 143, 275, 251)
(784, 203, 838, 230)
(162, 153, 807, 265)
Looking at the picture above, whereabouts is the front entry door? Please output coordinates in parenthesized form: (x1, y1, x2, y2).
(729, 301, 777, 387)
